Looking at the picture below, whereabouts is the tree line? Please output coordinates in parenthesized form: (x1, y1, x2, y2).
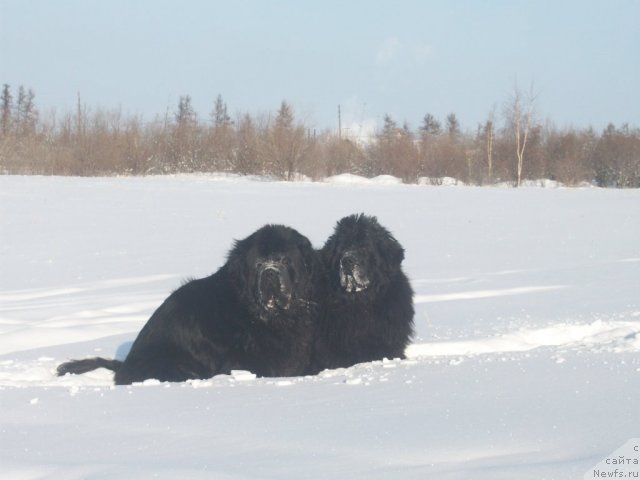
(1, 83, 639, 187)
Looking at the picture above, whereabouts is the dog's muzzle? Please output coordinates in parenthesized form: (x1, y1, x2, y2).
(257, 261, 292, 311)
(339, 251, 370, 293)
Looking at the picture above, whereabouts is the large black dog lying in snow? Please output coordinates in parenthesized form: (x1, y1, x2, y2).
(57, 225, 318, 384)
(306, 214, 414, 374)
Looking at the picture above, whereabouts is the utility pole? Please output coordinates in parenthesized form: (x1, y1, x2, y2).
(338, 104, 342, 139)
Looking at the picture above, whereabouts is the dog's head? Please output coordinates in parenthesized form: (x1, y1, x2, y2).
(321, 214, 405, 297)
(228, 224, 316, 323)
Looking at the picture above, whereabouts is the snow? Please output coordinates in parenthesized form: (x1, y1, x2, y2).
(324, 173, 403, 185)
(1, 174, 639, 479)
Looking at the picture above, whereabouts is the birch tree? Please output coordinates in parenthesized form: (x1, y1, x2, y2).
(504, 83, 537, 187)
(482, 109, 495, 182)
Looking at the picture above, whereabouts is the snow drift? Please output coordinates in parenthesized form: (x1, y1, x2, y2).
(1, 175, 639, 479)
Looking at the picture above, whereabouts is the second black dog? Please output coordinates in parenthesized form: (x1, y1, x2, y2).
(308, 214, 414, 373)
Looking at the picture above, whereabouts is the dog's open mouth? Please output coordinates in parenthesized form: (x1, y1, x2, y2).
(339, 252, 370, 293)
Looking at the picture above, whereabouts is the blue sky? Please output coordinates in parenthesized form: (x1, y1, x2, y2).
(1, 0, 638, 133)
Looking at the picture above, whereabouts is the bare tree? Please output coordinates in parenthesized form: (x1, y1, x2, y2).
(205, 94, 234, 171)
(480, 106, 497, 182)
(479, 110, 496, 183)
(504, 82, 538, 187)
(321, 136, 367, 177)
(593, 123, 640, 188)
(418, 113, 442, 180)
(265, 101, 307, 180)
(170, 95, 201, 171)
(234, 113, 260, 175)
(370, 115, 419, 182)
(1, 81, 639, 187)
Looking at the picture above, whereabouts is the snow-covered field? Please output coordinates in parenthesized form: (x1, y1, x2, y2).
(1, 174, 639, 479)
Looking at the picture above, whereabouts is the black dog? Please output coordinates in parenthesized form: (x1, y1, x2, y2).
(57, 225, 318, 384)
(307, 214, 414, 373)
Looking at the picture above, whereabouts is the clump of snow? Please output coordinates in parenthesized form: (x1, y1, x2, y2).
(370, 174, 403, 185)
(323, 173, 404, 185)
(323, 173, 374, 184)
(406, 320, 640, 357)
(1, 175, 639, 479)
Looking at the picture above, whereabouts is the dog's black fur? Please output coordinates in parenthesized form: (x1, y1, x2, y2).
(307, 214, 414, 373)
(57, 225, 318, 384)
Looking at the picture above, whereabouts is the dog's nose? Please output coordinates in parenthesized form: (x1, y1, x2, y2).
(340, 254, 356, 273)
(261, 268, 280, 288)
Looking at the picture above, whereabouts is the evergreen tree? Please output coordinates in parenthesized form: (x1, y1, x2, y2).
(212, 94, 232, 128)
(12, 86, 38, 136)
(269, 101, 306, 180)
(1, 84, 12, 135)
(15, 86, 26, 128)
(381, 114, 398, 139)
(175, 95, 196, 129)
(420, 113, 441, 136)
(275, 101, 294, 130)
(446, 113, 460, 139)
(22, 88, 38, 136)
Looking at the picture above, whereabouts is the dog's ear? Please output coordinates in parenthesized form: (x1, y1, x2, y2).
(381, 234, 405, 267)
(296, 234, 317, 275)
(226, 237, 250, 286)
